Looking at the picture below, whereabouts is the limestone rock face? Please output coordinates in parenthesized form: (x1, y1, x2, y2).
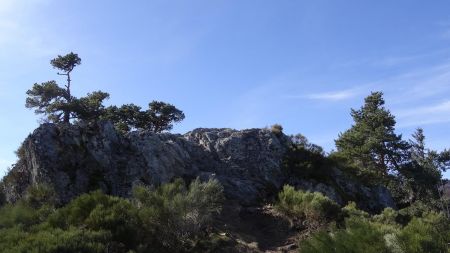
(1, 122, 395, 211)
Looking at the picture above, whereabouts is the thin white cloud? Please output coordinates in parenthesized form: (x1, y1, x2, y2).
(371, 49, 450, 68)
(303, 88, 360, 101)
(396, 101, 450, 127)
(397, 101, 450, 117)
(386, 63, 450, 104)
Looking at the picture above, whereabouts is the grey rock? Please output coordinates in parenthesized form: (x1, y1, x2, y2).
(0, 122, 396, 212)
(286, 167, 396, 212)
(1, 122, 289, 205)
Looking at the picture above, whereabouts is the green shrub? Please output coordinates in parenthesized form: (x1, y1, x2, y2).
(47, 190, 141, 250)
(0, 185, 58, 231)
(270, 124, 283, 136)
(290, 134, 324, 155)
(342, 201, 370, 219)
(397, 212, 450, 253)
(133, 178, 224, 251)
(373, 208, 400, 228)
(24, 183, 57, 209)
(283, 145, 332, 181)
(275, 185, 340, 227)
(300, 217, 390, 253)
(0, 202, 39, 229)
(0, 227, 111, 253)
(300, 205, 450, 253)
(0, 179, 224, 253)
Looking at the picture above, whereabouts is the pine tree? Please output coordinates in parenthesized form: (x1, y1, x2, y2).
(26, 53, 79, 123)
(410, 128, 426, 165)
(335, 92, 409, 178)
(102, 101, 185, 133)
(26, 53, 110, 124)
(26, 53, 184, 132)
(399, 128, 442, 203)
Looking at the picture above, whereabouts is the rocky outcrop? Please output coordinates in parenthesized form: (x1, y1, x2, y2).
(1, 121, 395, 211)
(286, 168, 396, 212)
(1, 122, 289, 205)
(443, 181, 450, 199)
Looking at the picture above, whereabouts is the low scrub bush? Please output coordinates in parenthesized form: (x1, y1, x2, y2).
(341, 201, 370, 219)
(300, 217, 390, 253)
(275, 185, 340, 227)
(283, 135, 333, 183)
(0, 178, 224, 253)
(0, 227, 111, 253)
(270, 124, 283, 136)
(299, 205, 450, 253)
(397, 212, 450, 253)
(133, 178, 224, 251)
(24, 183, 57, 209)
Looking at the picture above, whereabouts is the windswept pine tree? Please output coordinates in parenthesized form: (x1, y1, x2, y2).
(25, 53, 184, 133)
(25, 52, 110, 124)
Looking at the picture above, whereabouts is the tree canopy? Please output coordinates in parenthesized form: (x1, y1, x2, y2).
(25, 52, 184, 133)
(335, 91, 409, 177)
(102, 101, 185, 133)
(334, 92, 449, 210)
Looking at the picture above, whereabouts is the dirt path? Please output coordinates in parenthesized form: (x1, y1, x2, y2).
(214, 201, 300, 252)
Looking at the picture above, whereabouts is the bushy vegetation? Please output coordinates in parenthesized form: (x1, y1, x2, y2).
(270, 124, 284, 136)
(299, 203, 450, 253)
(283, 134, 332, 182)
(132, 178, 224, 251)
(275, 185, 340, 228)
(334, 92, 449, 208)
(281, 92, 450, 252)
(0, 179, 224, 253)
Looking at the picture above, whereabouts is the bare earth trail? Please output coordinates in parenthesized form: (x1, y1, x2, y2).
(214, 201, 301, 253)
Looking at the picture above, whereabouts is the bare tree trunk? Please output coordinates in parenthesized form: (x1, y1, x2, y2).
(63, 72, 71, 124)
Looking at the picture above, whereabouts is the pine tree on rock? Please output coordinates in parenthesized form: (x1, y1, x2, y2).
(50, 52, 81, 123)
(26, 53, 110, 124)
(26, 52, 184, 132)
(102, 101, 185, 133)
(26, 53, 80, 123)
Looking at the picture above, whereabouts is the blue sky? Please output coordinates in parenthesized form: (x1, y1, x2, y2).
(1, 0, 450, 178)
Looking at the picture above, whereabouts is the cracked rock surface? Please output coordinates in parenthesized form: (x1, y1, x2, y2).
(1, 121, 395, 211)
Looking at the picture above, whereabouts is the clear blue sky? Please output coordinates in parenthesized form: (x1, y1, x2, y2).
(1, 1, 450, 179)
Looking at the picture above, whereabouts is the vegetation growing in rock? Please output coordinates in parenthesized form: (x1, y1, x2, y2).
(283, 134, 332, 182)
(25, 52, 184, 133)
(270, 124, 284, 136)
(102, 101, 185, 133)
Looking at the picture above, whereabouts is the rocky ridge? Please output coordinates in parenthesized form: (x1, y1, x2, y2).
(1, 122, 395, 211)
